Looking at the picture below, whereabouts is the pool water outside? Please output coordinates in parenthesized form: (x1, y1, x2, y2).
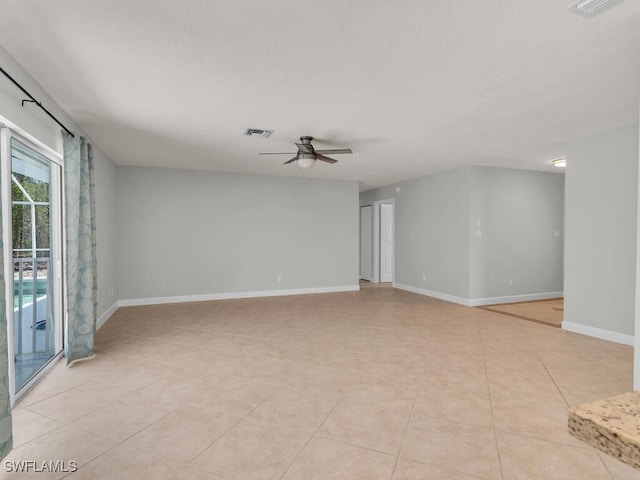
(13, 277, 48, 309)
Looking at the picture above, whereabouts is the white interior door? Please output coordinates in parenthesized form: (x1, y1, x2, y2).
(360, 206, 373, 281)
(379, 203, 394, 282)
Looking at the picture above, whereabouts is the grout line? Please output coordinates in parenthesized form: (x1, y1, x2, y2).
(596, 451, 619, 480)
(276, 393, 344, 480)
(480, 325, 506, 480)
(388, 386, 419, 480)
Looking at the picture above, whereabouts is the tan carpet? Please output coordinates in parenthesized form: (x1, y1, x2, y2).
(479, 298, 564, 327)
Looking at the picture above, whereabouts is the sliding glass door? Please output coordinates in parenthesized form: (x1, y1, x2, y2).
(1, 129, 63, 401)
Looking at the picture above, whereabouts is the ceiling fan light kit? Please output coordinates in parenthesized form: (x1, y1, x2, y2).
(259, 135, 353, 168)
(296, 153, 316, 168)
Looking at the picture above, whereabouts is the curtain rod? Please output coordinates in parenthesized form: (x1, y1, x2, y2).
(0, 65, 75, 138)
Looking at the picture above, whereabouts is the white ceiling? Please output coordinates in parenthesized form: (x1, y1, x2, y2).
(0, 1, 639, 191)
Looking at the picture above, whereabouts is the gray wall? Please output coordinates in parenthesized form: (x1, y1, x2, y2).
(0, 45, 119, 321)
(565, 124, 639, 339)
(117, 166, 359, 300)
(361, 166, 564, 304)
(469, 167, 564, 300)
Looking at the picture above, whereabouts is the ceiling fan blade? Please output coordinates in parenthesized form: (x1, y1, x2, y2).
(259, 152, 297, 155)
(315, 154, 338, 164)
(283, 156, 298, 164)
(295, 143, 313, 154)
(314, 149, 353, 155)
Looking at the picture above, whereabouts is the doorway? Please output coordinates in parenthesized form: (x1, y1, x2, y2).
(360, 199, 394, 283)
(379, 202, 393, 283)
(1, 129, 63, 402)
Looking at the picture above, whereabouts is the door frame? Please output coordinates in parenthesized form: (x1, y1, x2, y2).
(1, 124, 65, 405)
(360, 205, 373, 282)
(371, 198, 395, 283)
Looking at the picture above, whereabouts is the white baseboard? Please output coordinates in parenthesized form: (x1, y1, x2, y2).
(562, 321, 634, 346)
(468, 291, 564, 307)
(393, 283, 471, 306)
(118, 284, 360, 307)
(96, 301, 119, 330)
(393, 283, 564, 308)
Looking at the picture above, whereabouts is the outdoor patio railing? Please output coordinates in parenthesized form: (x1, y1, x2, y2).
(13, 257, 53, 359)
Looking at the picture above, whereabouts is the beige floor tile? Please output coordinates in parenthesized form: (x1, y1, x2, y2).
(401, 414, 501, 480)
(248, 386, 340, 431)
(71, 391, 181, 441)
(127, 404, 241, 463)
(491, 395, 586, 447)
(110, 338, 183, 361)
(157, 347, 246, 377)
(281, 436, 395, 480)
(393, 458, 489, 480)
(154, 328, 220, 347)
(68, 354, 168, 390)
(25, 381, 138, 423)
(599, 452, 640, 480)
(17, 362, 91, 408)
(192, 417, 312, 480)
(168, 465, 225, 480)
(65, 442, 180, 480)
(341, 382, 417, 404)
(422, 364, 489, 394)
(190, 375, 276, 416)
(483, 353, 548, 377)
(9, 287, 639, 479)
(3, 425, 117, 480)
(486, 370, 567, 406)
(426, 349, 485, 371)
(10, 409, 64, 448)
(497, 432, 612, 479)
(547, 364, 622, 388)
(139, 370, 226, 403)
(560, 381, 630, 408)
(414, 385, 493, 427)
(317, 396, 413, 455)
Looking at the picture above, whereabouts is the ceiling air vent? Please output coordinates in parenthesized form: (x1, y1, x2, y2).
(244, 128, 273, 137)
(567, 0, 621, 17)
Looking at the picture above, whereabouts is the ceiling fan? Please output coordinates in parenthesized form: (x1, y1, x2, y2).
(259, 136, 352, 168)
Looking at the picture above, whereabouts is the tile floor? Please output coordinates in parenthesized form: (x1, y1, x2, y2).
(4, 284, 640, 479)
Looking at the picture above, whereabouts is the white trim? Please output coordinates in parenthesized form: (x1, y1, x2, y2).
(393, 283, 564, 307)
(0, 114, 63, 161)
(562, 321, 634, 346)
(96, 301, 119, 330)
(393, 283, 472, 306)
(468, 291, 564, 307)
(118, 284, 361, 307)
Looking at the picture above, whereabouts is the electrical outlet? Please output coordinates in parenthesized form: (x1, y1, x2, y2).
(422, 273, 426, 282)
(508, 279, 514, 287)
(276, 275, 282, 283)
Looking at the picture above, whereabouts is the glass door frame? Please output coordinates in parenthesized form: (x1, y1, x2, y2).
(1, 126, 64, 405)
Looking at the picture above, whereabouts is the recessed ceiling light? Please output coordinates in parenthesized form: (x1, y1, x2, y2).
(567, 0, 621, 17)
(244, 128, 273, 137)
(552, 158, 567, 168)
